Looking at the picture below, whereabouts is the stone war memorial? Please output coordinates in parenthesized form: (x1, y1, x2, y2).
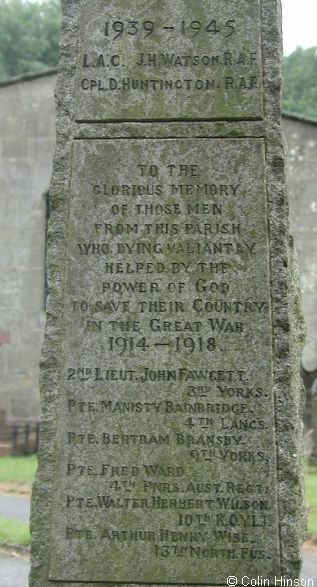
(30, 0, 306, 585)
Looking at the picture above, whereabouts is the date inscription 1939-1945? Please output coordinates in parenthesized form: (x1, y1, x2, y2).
(103, 18, 236, 39)
(74, 0, 263, 120)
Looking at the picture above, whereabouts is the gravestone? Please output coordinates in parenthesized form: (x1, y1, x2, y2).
(30, 0, 306, 585)
(310, 382, 317, 466)
(302, 341, 317, 464)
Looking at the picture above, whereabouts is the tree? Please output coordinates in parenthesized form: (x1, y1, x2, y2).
(0, 3, 316, 122)
(282, 47, 317, 120)
(0, 0, 61, 81)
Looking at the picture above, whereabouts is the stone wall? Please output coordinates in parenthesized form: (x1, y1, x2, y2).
(0, 71, 57, 422)
(0, 72, 316, 423)
(283, 114, 317, 348)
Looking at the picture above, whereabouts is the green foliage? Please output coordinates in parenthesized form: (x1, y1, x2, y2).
(282, 46, 317, 120)
(0, 0, 61, 81)
(0, 456, 37, 485)
(0, 515, 30, 546)
(0, 3, 316, 121)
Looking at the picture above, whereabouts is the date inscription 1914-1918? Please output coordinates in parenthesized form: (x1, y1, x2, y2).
(47, 138, 281, 583)
(30, 0, 305, 585)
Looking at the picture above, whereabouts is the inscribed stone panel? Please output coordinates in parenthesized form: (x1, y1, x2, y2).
(48, 138, 280, 584)
(74, 0, 263, 121)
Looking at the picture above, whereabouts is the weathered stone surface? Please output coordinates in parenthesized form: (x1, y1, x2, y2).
(74, 0, 263, 121)
(30, 0, 306, 585)
(47, 138, 280, 583)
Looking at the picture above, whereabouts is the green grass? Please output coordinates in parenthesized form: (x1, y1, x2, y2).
(0, 455, 37, 485)
(0, 457, 316, 546)
(305, 465, 317, 535)
(0, 515, 30, 546)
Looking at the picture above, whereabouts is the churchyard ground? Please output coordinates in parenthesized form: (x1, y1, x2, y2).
(0, 457, 316, 549)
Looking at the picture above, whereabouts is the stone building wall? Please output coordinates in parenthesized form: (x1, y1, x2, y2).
(283, 114, 317, 350)
(0, 71, 57, 422)
(0, 72, 316, 423)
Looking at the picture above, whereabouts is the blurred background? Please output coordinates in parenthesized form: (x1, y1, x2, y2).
(0, 0, 316, 557)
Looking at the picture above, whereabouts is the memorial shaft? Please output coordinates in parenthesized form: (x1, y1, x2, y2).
(30, 1, 306, 585)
